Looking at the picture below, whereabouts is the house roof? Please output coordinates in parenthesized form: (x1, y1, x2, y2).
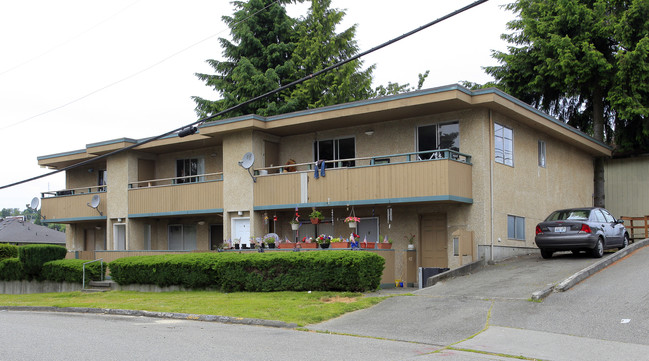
(0, 218, 66, 245)
(37, 84, 612, 169)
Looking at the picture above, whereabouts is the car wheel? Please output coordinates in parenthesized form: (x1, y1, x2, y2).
(540, 249, 553, 259)
(591, 238, 604, 258)
(620, 234, 629, 250)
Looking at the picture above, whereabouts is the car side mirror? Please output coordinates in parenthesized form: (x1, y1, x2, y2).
(616, 219, 624, 224)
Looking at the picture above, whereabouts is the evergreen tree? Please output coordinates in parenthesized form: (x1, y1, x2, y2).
(193, 0, 300, 118)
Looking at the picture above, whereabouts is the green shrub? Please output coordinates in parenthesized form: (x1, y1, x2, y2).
(110, 251, 385, 292)
(0, 258, 25, 281)
(0, 243, 18, 260)
(42, 259, 106, 284)
(18, 244, 67, 278)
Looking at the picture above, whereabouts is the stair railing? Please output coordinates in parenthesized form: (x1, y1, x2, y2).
(82, 258, 104, 290)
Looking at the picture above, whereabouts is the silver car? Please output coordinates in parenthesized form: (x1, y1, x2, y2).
(535, 207, 629, 259)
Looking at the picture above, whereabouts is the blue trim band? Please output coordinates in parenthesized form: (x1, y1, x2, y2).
(43, 216, 106, 223)
(129, 209, 224, 218)
(253, 195, 473, 211)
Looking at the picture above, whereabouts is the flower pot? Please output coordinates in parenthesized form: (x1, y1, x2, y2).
(407, 244, 415, 250)
(242, 245, 249, 249)
(291, 223, 300, 231)
(300, 242, 317, 249)
(310, 218, 320, 224)
(268, 243, 276, 249)
(319, 243, 330, 249)
(234, 244, 240, 250)
(330, 241, 350, 249)
(347, 221, 357, 228)
(377, 243, 392, 249)
(360, 242, 375, 249)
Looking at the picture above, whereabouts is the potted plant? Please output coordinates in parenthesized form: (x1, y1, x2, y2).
(344, 216, 360, 228)
(300, 236, 318, 249)
(330, 237, 350, 249)
(360, 237, 375, 249)
(316, 234, 331, 249)
(233, 238, 240, 250)
(310, 210, 324, 224)
(289, 218, 300, 231)
(377, 235, 393, 249)
(264, 236, 276, 249)
(405, 233, 416, 250)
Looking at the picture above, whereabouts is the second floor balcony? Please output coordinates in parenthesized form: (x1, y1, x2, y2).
(41, 186, 107, 222)
(253, 150, 472, 210)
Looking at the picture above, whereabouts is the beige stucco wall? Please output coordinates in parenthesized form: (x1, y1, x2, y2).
(155, 145, 223, 180)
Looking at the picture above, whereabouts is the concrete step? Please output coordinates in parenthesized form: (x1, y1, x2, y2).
(88, 280, 114, 288)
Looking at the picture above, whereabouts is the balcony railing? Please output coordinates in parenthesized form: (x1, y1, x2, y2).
(41, 185, 107, 198)
(128, 172, 224, 216)
(253, 150, 472, 209)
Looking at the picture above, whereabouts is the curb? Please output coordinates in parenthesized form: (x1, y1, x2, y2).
(531, 238, 649, 301)
(0, 306, 298, 329)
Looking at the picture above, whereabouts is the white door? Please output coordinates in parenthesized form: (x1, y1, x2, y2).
(231, 218, 250, 246)
(357, 217, 379, 243)
(113, 224, 126, 250)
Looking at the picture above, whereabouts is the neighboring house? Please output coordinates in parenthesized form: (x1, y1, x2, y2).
(604, 154, 649, 219)
(36, 84, 610, 280)
(0, 217, 66, 246)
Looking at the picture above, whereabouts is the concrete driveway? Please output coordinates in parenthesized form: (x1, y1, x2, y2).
(307, 240, 649, 359)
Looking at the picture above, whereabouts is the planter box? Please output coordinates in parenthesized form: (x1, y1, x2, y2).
(300, 243, 317, 249)
(277, 243, 295, 249)
(330, 242, 350, 249)
(377, 243, 392, 249)
(360, 242, 375, 249)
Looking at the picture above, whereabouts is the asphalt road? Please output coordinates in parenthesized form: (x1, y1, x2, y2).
(2, 242, 648, 360)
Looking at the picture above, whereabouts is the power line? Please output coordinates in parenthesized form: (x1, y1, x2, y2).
(0, 0, 488, 191)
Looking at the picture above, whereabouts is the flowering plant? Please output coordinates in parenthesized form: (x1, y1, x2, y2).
(289, 218, 299, 224)
(301, 236, 314, 243)
(344, 216, 360, 223)
(316, 234, 331, 244)
(381, 235, 393, 244)
(405, 233, 416, 244)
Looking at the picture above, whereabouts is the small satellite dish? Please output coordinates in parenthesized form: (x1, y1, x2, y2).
(87, 195, 103, 216)
(30, 197, 39, 210)
(239, 152, 255, 169)
(238, 152, 257, 182)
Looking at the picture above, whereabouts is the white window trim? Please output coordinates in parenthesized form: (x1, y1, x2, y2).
(507, 215, 525, 241)
(495, 123, 514, 167)
(538, 140, 546, 168)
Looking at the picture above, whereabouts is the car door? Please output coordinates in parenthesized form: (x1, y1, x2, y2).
(601, 209, 624, 246)
(592, 209, 610, 245)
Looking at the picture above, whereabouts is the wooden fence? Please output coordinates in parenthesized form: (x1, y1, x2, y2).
(620, 216, 649, 242)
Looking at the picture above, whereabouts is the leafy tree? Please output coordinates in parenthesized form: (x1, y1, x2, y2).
(193, 0, 300, 118)
(483, 0, 649, 206)
(1, 208, 20, 218)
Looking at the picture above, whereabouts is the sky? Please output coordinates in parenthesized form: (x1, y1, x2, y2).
(0, 0, 515, 210)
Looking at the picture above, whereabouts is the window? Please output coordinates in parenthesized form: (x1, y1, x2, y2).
(176, 158, 203, 183)
(495, 123, 514, 166)
(507, 215, 525, 240)
(417, 121, 460, 159)
(453, 236, 460, 256)
(313, 137, 355, 167)
(538, 140, 546, 168)
(168, 224, 197, 250)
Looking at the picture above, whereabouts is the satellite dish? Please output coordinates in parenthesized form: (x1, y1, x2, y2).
(87, 195, 103, 216)
(30, 197, 39, 210)
(239, 152, 255, 169)
(238, 152, 257, 182)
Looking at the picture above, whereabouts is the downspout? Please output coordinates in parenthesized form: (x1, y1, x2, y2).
(489, 109, 494, 263)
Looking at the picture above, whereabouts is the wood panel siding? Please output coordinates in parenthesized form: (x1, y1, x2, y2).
(128, 181, 223, 215)
(605, 157, 649, 218)
(254, 159, 472, 207)
(41, 193, 106, 221)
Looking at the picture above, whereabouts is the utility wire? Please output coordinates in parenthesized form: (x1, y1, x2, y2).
(0, 0, 488, 191)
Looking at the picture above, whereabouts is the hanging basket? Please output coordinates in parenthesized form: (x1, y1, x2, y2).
(291, 223, 300, 231)
(348, 221, 357, 228)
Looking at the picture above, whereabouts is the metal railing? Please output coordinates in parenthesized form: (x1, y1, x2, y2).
(42, 185, 107, 198)
(253, 149, 471, 175)
(128, 172, 224, 189)
(82, 258, 104, 290)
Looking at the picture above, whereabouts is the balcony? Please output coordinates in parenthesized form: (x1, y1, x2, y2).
(41, 186, 107, 222)
(128, 173, 224, 217)
(253, 150, 472, 210)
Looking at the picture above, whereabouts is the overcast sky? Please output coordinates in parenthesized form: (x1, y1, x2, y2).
(0, 0, 514, 210)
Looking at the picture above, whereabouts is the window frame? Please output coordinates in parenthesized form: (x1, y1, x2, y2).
(495, 123, 514, 166)
(175, 157, 204, 184)
(538, 140, 546, 168)
(507, 215, 525, 241)
(313, 136, 356, 167)
(416, 121, 460, 159)
(168, 224, 197, 251)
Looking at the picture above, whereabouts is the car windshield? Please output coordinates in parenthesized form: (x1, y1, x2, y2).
(546, 210, 590, 221)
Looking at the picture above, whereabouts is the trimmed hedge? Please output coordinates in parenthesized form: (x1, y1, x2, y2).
(110, 251, 385, 292)
(0, 258, 25, 281)
(0, 243, 18, 260)
(18, 244, 67, 278)
(42, 259, 106, 284)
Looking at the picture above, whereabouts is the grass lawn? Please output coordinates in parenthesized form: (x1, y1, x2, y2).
(0, 291, 390, 326)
